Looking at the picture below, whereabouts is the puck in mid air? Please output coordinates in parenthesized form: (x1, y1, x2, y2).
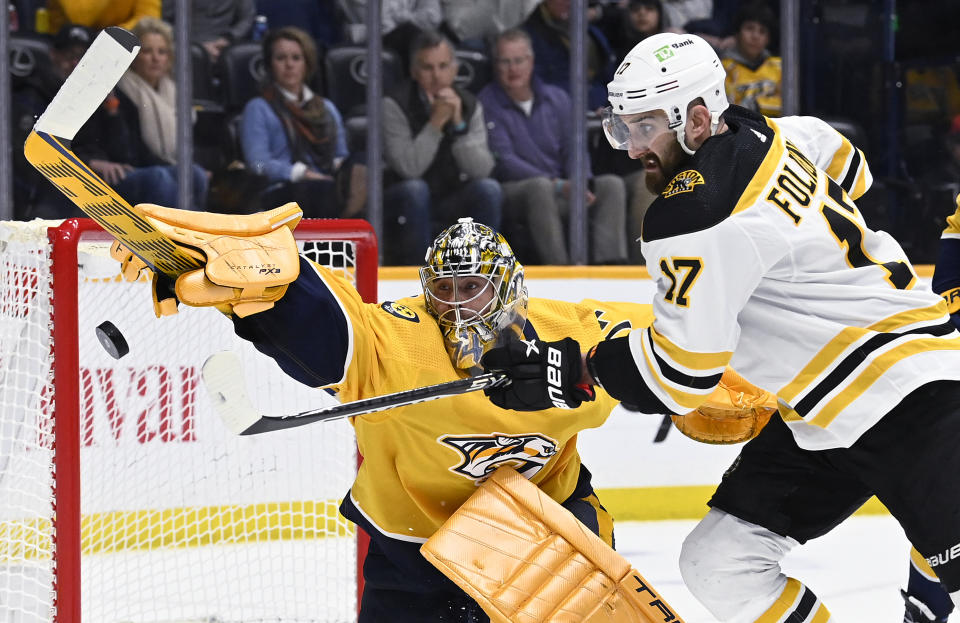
(95, 321, 130, 359)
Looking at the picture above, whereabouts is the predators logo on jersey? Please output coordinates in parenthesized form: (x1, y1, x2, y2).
(440, 432, 558, 481)
(662, 170, 705, 198)
(380, 301, 419, 322)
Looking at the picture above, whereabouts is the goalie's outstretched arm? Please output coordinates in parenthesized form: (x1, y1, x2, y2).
(110, 202, 356, 389)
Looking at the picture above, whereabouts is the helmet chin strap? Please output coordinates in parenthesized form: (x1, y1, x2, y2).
(675, 110, 724, 156)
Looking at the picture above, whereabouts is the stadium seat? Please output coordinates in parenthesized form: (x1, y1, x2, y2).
(219, 42, 266, 113)
(454, 48, 491, 94)
(191, 43, 222, 108)
(9, 33, 52, 83)
(323, 45, 401, 118)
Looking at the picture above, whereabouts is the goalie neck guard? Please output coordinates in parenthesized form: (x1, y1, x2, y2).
(420, 218, 528, 373)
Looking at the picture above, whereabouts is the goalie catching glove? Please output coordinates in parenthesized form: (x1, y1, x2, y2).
(481, 337, 595, 410)
(110, 202, 303, 318)
(671, 368, 777, 444)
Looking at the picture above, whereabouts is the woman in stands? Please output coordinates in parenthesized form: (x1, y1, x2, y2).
(109, 17, 209, 210)
(241, 26, 366, 218)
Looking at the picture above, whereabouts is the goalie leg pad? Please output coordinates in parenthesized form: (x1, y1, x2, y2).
(420, 467, 685, 622)
(110, 202, 303, 317)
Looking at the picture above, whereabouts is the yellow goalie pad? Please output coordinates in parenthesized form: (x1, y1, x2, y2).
(111, 202, 303, 318)
(421, 467, 685, 623)
(671, 368, 777, 444)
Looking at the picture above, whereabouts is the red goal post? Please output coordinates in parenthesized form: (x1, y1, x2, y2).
(0, 217, 376, 623)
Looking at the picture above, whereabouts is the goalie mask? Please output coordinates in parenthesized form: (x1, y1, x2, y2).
(420, 218, 528, 373)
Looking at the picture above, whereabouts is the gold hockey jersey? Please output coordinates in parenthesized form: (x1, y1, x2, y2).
(304, 262, 653, 540)
(606, 105, 960, 451)
(722, 53, 783, 117)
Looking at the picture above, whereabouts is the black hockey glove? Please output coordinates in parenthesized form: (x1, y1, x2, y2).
(481, 337, 596, 411)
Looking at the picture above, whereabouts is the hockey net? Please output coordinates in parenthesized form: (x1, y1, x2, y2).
(0, 218, 377, 623)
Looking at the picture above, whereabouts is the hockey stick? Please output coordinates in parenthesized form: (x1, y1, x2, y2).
(201, 351, 510, 435)
(23, 26, 203, 279)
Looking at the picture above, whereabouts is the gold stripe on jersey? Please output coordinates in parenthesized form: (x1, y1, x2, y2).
(730, 119, 784, 216)
(649, 326, 732, 370)
(637, 329, 718, 411)
(779, 302, 949, 405)
(824, 135, 852, 183)
(850, 152, 869, 199)
(808, 333, 960, 428)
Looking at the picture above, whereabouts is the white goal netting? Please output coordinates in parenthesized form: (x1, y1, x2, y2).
(0, 219, 374, 623)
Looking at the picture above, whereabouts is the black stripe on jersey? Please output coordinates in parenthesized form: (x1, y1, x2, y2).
(591, 336, 673, 414)
(788, 586, 816, 622)
(642, 105, 773, 242)
(793, 320, 956, 417)
(840, 148, 861, 194)
(645, 329, 724, 390)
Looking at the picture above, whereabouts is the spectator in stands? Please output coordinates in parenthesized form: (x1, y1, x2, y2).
(45, 0, 160, 32)
(440, 0, 539, 52)
(343, 0, 442, 71)
(479, 28, 628, 265)
(523, 0, 617, 111)
(382, 29, 502, 265)
(720, 1, 781, 117)
(162, 0, 255, 62)
(112, 17, 208, 209)
(11, 24, 93, 219)
(682, 0, 746, 52)
(597, 0, 665, 61)
(254, 0, 343, 50)
(659, 0, 712, 31)
(585, 1, 664, 262)
(240, 26, 366, 218)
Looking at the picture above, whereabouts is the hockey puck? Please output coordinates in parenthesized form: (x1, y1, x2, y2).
(95, 321, 130, 359)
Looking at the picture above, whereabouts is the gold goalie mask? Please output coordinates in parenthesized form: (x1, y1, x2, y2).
(420, 218, 528, 374)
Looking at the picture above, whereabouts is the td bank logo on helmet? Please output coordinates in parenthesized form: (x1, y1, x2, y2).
(546, 346, 570, 409)
(653, 39, 695, 62)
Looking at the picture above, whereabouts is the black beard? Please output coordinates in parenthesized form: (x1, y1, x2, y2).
(645, 167, 667, 194)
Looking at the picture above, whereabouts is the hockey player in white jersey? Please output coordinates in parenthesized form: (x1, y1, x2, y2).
(482, 32, 960, 622)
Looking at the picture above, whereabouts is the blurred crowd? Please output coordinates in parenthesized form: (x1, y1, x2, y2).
(7, 0, 960, 265)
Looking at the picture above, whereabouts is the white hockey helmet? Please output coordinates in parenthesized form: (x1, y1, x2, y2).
(603, 32, 728, 156)
(420, 218, 528, 372)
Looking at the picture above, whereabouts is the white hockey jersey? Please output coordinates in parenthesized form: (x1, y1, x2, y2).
(602, 105, 960, 450)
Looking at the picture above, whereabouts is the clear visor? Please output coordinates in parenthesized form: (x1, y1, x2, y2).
(601, 106, 675, 152)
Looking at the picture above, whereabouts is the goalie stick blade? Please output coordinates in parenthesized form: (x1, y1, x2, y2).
(24, 132, 203, 278)
(34, 27, 140, 141)
(23, 26, 202, 280)
(201, 352, 262, 435)
(201, 351, 510, 435)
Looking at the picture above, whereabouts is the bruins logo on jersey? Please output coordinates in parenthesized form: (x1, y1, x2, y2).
(662, 170, 705, 197)
(440, 432, 558, 481)
(380, 301, 419, 322)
